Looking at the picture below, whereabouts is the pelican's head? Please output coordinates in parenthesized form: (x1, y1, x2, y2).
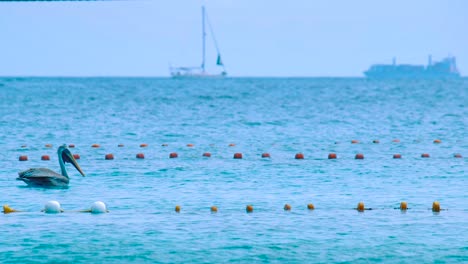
(58, 145, 85, 177)
(43, 200, 63, 214)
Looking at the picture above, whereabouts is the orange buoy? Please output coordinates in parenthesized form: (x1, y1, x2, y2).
(118, 144, 124, 147)
(210, 206, 218, 213)
(73, 154, 80, 160)
(400, 201, 408, 210)
(351, 140, 359, 144)
(307, 203, 315, 210)
(246, 205, 253, 213)
(136, 153, 145, 159)
(355, 153, 364, 159)
(91, 144, 100, 148)
(45, 144, 53, 148)
(140, 143, 148, 148)
(41, 155, 50, 161)
(169, 152, 178, 158)
(392, 139, 400, 143)
(261, 153, 271, 158)
(19, 155, 28, 161)
(393, 154, 402, 159)
(454, 153, 462, 158)
(105, 154, 114, 160)
(175, 205, 181, 213)
(68, 144, 75, 148)
(3, 205, 19, 214)
(432, 201, 441, 212)
(187, 144, 194, 147)
(372, 140, 380, 144)
(295, 153, 304, 159)
(284, 204, 292, 211)
(433, 139, 441, 144)
(202, 152, 211, 157)
(328, 153, 337, 159)
(357, 202, 365, 212)
(229, 143, 236, 147)
(421, 153, 430, 158)
(233, 153, 243, 159)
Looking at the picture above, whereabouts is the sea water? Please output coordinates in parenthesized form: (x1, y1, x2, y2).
(0, 77, 466, 263)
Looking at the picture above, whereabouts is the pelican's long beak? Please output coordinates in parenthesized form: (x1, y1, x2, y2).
(64, 151, 85, 177)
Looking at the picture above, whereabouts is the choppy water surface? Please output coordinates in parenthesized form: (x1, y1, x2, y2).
(0, 77, 467, 263)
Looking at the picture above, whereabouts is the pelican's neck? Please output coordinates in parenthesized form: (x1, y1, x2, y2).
(58, 150, 69, 178)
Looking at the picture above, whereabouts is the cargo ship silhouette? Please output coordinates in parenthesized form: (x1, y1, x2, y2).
(364, 56, 460, 78)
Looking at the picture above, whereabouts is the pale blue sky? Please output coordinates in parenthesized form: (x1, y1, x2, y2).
(0, 0, 466, 77)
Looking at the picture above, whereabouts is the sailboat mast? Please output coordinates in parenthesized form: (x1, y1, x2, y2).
(201, 6, 206, 72)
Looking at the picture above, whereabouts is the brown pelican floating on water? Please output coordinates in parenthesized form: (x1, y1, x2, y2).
(17, 145, 85, 187)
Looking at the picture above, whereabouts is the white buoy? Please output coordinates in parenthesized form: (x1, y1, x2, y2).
(44, 200, 62, 214)
(90, 201, 108, 214)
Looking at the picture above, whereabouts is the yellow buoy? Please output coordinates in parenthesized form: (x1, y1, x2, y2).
(210, 206, 218, 213)
(357, 202, 365, 212)
(432, 201, 441, 212)
(400, 201, 408, 211)
(246, 205, 253, 213)
(307, 203, 315, 210)
(3, 204, 19, 214)
(284, 204, 291, 211)
(175, 205, 181, 213)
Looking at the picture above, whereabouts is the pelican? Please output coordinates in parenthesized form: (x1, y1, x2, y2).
(17, 145, 85, 187)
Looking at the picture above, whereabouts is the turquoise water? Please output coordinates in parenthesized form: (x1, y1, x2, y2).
(0, 77, 467, 263)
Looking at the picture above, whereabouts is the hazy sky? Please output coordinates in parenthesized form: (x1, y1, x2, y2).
(0, 0, 466, 77)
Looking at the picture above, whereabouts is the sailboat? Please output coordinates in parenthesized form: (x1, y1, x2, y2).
(170, 6, 227, 78)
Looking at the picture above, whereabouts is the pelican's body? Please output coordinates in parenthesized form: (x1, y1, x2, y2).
(17, 145, 85, 187)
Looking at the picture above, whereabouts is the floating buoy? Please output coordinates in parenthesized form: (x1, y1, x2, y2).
(421, 153, 430, 158)
(91, 144, 100, 148)
(19, 155, 28, 161)
(187, 144, 194, 147)
(41, 155, 50, 161)
(91, 201, 108, 214)
(73, 154, 80, 160)
(246, 205, 253, 213)
(136, 153, 145, 159)
(400, 201, 408, 210)
(392, 139, 400, 143)
(372, 140, 380, 144)
(307, 203, 315, 210)
(355, 153, 364, 159)
(45, 144, 53, 148)
(169, 152, 178, 158)
(3, 205, 19, 214)
(433, 139, 441, 144)
(328, 153, 337, 159)
(202, 152, 211, 157)
(233, 153, 243, 159)
(140, 143, 148, 148)
(351, 140, 359, 144)
(68, 144, 75, 148)
(43, 201, 63, 214)
(175, 205, 181, 213)
(118, 144, 124, 147)
(357, 202, 365, 212)
(454, 153, 462, 158)
(432, 201, 441, 212)
(393, 154, 402, 159)
(105, 154, 114, 160)
(261, 153, 271, 158)
(229, 143, 236, 147)
(210, 206, 218, 213)
(284, 204, 291, 211)
(295, 153, 304, 159)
